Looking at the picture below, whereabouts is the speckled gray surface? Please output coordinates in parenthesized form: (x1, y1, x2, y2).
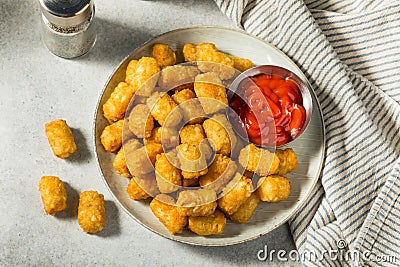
(0, 0, 300, 266)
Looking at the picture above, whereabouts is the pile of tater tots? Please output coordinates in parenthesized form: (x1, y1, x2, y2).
(100, 43, 298, 236)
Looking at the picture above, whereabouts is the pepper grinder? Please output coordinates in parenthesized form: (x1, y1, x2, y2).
(39, 0, 96, 58)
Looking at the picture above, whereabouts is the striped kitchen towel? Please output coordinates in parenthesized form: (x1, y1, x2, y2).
(214, 0, 400, 266)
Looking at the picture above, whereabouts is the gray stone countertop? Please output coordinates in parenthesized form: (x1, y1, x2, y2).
(0, 0, 299, 266)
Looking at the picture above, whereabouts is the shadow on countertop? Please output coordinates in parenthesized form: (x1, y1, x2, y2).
(56, 182, 79, 220)
(76, 17, 153, 65)
(66, 128, 92, 164)
(98, 200, 121, 238)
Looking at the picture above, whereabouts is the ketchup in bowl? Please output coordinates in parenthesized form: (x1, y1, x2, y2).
(229, 66, 311, 147)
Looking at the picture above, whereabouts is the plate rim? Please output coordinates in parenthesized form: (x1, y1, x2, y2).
(93, 25, 326, 246)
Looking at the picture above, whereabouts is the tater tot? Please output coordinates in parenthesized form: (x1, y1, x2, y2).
(218, 173, 253, 215)
(124, 139, 154, 177)
(78, 191, 105, 234)
(126, 57, 160, 97)
(203, 114, 237, 156)
(179, 124, 206, 146)
(199, 154, 237, 192)
(176, 189, 217, 217)
(150, 194, 187, 235)
(144, 126, 180, 151)
(144, 127, 162, 145)
(127, 104, 154, 138)
(182, 178, 200, 187)
(243, 170, 255, 179)
(159, 126, 180, 150)
(147, 92, 182, 126)
(152, 44, 176, 69)
(100, 119, 123, 153)
(257, 175, 291, 202)
(198, 61, 236, 81)
(103, 82, 136, 122)
(275, 148, 298, 175)
(172, 89, 205, 124)
(188, 210, 226, 236)
(231, 56, 254, 72)
(182, 43, 198, 62)
(238, 144, 280, 176)
(228, 192, 260, 224)
(177, 143, 208, 179)
(45, 119, 77, 159)
(126, 177, 151, 200)
(155, 153, 182, 193)
(159, 65, 200, 90)
(171, 88, 196, 104)
(145, 141, 163, 165)
(183, 43, 235, 80)
(125, 60, 139, 85)
(194, 72, 229, 115)
(172, 89, 196, 104)
(39, 176, 67, 215)
(113, 147, 131, 178)
(179, 125, 213, 163)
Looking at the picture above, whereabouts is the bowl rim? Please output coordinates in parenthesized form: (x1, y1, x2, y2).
(93, 25, 326, 246)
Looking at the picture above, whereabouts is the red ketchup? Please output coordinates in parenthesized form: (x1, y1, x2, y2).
(230, 73, 306, 147)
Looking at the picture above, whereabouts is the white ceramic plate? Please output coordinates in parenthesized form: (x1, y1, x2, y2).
(94, 26, 325, 246)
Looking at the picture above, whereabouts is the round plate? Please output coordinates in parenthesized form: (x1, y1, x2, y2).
(94, 26, 325, 246)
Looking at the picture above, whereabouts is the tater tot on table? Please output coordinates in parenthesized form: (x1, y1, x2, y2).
(39, 176, 67, 215)
(78, 191, 106, 234)
(45, 119, 77, 159)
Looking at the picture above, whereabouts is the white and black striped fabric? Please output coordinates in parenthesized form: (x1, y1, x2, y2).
(214, 0, 400, 266)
